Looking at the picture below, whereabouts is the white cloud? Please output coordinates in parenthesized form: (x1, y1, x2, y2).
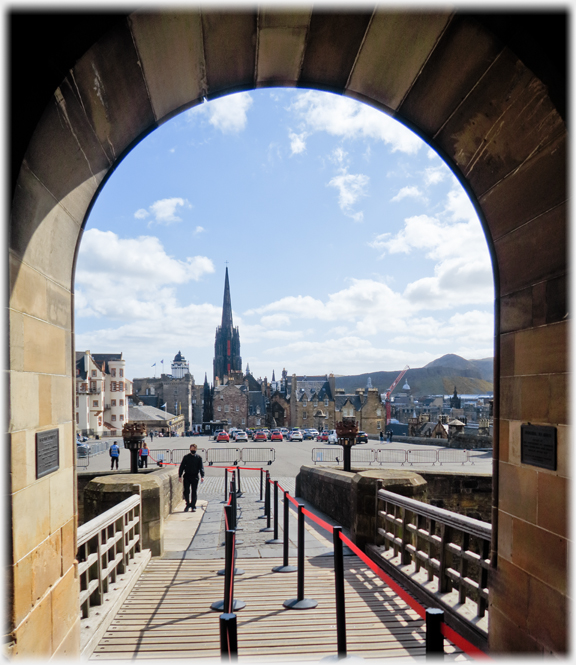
(391, 185, 425, 203)
(134, 197, 191, 226)
(188, 92, 254, 134)
(75, 229, 215, 320)
(424, 165, 448, 186)
(194, 226, 205, 235)
(328, 172, 369, 221)
(289, 91, 423, 154)
(289, 131, 307, 155)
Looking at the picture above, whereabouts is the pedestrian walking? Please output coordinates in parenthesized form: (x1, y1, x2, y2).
(141, 442, 150, 468)
(379, 431, 384, 443)
(149, 430, 154, 443)
(109, 440, 120, 470)
(178, 444, 205, 512)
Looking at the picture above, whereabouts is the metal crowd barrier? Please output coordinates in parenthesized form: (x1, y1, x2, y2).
(313, 447, 474, 466)
(150, 448, 275, 466)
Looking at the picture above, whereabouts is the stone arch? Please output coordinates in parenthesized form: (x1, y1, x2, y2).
(9, 9, 567, 657)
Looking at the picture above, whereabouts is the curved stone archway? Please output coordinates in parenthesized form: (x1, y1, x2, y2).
(8, 9, 567, 657)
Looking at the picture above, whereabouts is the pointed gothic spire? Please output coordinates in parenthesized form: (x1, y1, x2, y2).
(221, 267, 233, 330)
(272, 369, 276, 382)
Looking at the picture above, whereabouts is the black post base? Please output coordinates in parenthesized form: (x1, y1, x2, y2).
(283, 597, 318, 610)
(266, 538, 283, 544)
(211, 599, 246, 612)
(217, 567, 245, 576)
(272, 564, 297, 573)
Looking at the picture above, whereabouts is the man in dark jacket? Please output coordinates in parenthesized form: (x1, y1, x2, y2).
(178, 444, 205, 512)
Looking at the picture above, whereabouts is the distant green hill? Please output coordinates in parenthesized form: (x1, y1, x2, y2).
(334, 354, 493, 397)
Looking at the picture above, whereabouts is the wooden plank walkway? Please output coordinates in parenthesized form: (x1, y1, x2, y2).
(91, 555, 465, 661)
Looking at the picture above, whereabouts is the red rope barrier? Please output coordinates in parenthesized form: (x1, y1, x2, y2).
(302, 507, 334, 534)
(441, 624, 492, 659)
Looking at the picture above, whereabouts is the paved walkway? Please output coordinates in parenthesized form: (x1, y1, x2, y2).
(90, 486, 466, 661)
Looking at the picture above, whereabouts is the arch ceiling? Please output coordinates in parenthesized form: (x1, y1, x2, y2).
(8, 7, 568, 657)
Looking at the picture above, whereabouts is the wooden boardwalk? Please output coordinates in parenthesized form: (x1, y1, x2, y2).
(91, 555, 465, 661)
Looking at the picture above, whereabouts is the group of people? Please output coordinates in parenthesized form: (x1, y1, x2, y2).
(108, 441, 150, 469)
(379, 430, 394, 443)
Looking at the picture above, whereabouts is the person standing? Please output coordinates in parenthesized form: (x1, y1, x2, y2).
(379, 430, 384, 443)
(141, 442, 150, 468)
(178, 444, 205, 512)
(110, 440, 120, 470)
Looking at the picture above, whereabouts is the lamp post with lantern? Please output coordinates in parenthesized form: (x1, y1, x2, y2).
(336, 417, 358, 473)
(122, 422, 146, 473)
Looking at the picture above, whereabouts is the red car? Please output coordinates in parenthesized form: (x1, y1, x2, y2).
(253, 431, 267, 442)
(317, 431, 329, 442)
(270, 430, 283, 442)
(216, 431, 230, 442)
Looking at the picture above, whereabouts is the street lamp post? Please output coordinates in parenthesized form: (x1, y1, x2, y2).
(336, 418, 358, 473)
(122, 422, 146, 473)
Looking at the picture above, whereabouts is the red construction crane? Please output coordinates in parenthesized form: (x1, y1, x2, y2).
(384, 365, 410, 425)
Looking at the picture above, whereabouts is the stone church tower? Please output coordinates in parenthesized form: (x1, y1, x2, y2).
(213, 268, 242, 383)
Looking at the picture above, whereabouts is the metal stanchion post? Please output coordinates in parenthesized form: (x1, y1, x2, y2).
(266, 480, 282, 544)
(211, 530, 245, 611)
(425, 608, 445, 659)
(257, 467, 265, 503)
(236, 466, 242, 495)
(273, 491, 297, 573)
(333, 525, 347, 657)
(222, 468, 229, 503)
(283, 504, 318, 609)
(219, 613, 238, 660)
(260, 472, 273, 532)
(219, 506, 244, 576)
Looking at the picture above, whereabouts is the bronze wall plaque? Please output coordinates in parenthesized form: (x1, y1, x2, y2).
(521, 424, 557, 471)
(36, 429, 60, 478)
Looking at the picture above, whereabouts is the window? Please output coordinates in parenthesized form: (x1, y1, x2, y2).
(256, 418, 261, 426)
(224, 405, 229, 413)
(303, 400, 307, 407)
(93, 400, 98, 407)
(111, 415, 116, 421)
(325, 399, 329, 407)
(377, 421, 381, 430)
(235, 405, 239, 412)
(120, 415, 124, 421)
(76, 413, 79, 424)
(76, 396, 79, 408)
(119, 382, 124, 391)
(90, 382, 96, 391)
(120, 369, 124, 377)
(119, 399, 124, 406)
(241, 418, 245, 425)
(111, 382, 116, 391)
(111, 369, 116, 377)
(314, 401, 318, 408)
(217, 406, 222, 412)
(303, 412, 307, 420)
(111, 399, 116, 407)
(91, 370, 96, 377)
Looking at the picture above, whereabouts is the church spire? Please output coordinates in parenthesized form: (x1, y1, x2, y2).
(221, 267, 233, 330)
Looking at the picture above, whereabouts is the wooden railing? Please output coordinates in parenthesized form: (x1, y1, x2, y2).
(77, 495, 141, 619)
(376, 488, 491, 618)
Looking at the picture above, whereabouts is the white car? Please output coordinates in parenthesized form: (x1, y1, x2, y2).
(235, 431, 248, 442)
(289, 430, 303, 442)
(328, 429, 338, 444)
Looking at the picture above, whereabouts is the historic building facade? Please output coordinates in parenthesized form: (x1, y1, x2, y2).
(75, 351, 132, 436)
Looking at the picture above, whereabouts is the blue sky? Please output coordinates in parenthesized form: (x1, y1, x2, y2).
(74, 88, 495, 382)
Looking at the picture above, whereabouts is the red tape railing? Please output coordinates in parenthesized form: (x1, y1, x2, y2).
(269, 475, 490, 659)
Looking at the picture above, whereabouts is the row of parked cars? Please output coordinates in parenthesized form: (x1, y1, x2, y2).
(213, 427, 370, 444)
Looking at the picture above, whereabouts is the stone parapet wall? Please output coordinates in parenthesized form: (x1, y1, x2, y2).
(373, 434, 492, 449)
(83, 466, 180, 557)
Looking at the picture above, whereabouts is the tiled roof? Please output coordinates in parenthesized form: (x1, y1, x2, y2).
(129, 405, 177, 421)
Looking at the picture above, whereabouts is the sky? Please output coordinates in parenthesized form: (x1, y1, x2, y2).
(74, 88, 495, 383)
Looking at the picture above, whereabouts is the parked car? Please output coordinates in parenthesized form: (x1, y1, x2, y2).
(261, 429, 271, 440)
(280, 428, 290, 437)
(253, 431, 267, 442)
(356, 431, 369, 444)
(289, 430, 303, 442)
(302, 430, 315, 440)
(216, 431, 230, 442)
(77, 435, 88, 442)
(270, 430, 283, 442)
(308, 429, 320, 438)
(317, 431, 329, 443)
(328, 430, 338, 444)
(235, 431, 248, 443)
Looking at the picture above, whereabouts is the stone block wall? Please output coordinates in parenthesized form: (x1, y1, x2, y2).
(83, 467, 180, 557)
